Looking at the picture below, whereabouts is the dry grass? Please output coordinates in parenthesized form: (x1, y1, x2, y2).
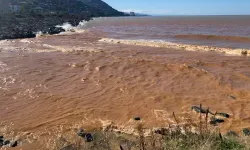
(1, 106, 250, 150)
(35, 113, 249, 150)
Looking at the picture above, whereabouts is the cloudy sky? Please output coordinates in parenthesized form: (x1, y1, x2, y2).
(103, 0, 250, 15)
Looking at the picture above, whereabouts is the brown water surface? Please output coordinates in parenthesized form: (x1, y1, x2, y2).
(0, 30, 250, 138)
(87, 16, 250, 49)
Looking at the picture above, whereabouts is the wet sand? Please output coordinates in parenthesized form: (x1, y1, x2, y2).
(1, 31, 250, 148)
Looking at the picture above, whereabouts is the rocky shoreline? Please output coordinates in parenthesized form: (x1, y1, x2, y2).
(0, 12, 91, 40)
(0, 0, 125, 40)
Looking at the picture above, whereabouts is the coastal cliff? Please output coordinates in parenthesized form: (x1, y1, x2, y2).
(0, 0, 124, 40)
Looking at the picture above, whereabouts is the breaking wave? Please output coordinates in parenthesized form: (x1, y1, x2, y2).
(36, 20, 89, 37)
(56, 20, 88, 32)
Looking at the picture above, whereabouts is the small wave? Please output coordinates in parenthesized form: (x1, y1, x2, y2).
(56, 22, 74, 31)
(56, 20, 88, 33)
(175, 34, 250, 43)
(35, 31, 45, 37)
(99, 38, 250, 56)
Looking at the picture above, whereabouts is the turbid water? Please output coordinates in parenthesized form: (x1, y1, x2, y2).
(0, 16, 250, 149)
(87, 16, 250, 49)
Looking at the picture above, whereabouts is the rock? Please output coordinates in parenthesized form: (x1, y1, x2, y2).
(226, 131, 238, 137)
(242, 128, 250, 136)
(210, 117, 225, 125)
(85, 133, 93, 142)
(216, 113, 230, 118)
(10, 140, 18, 147)
(134, 117, 141, 121)
(228, 95, 236, 100)
(241, 51, 248, 56)
(77, 129, 86, 137)
(0, 29, 36, 40)
(0, 136, 3, 146)
(0, 0, 125, 41)
(191, 106, 209, 114)
(46, 27, 65, 35)
(3, 140, 10, 145)
(69, 29, 76, 32)
(77, 129, 93, 142)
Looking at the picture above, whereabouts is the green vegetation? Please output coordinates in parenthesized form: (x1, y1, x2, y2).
(34, 126, 249, 150)
(1, 115, 250, 149)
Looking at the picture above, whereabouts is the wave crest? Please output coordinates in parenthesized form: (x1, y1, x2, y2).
(99, 38, 250, 56)
(175, 34, 250, 43)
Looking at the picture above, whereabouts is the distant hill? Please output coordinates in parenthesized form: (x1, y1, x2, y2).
(0, 0, 124, 40)
(0, 0, 124, 16)
(79, 0, 124, 16)
(123, 11, 149, 16)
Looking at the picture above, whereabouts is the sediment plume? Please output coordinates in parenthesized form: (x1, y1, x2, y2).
(0, 31, 250, 148)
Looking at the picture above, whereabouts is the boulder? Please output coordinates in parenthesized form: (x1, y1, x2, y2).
(46, 27, 65, 35)
(69, 29, 76, 32)
(228, 95, 236, 100)
(243, 128, 250, 136)
(210, 117, 224, 126)
(241, 51, 248, 56)
(77, 129, 93, 142)
(77, 129, 86, 137)
(0, 136, 4, 147)
(10, 140, 18, 147)
(3, 140, 10, 145)
(216, 113, 230, 118)
(134, 117, 141, 121)
(0, 136, 19, 148)
(85, 133, 93, 142)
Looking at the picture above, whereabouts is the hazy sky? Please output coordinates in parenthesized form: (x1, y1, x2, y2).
(103, 0, 250, 15)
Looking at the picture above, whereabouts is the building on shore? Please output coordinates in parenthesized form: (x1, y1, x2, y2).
(129, 12, 136, 16)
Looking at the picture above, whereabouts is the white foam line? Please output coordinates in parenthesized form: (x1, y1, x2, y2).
(99, 38, 250, 56)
